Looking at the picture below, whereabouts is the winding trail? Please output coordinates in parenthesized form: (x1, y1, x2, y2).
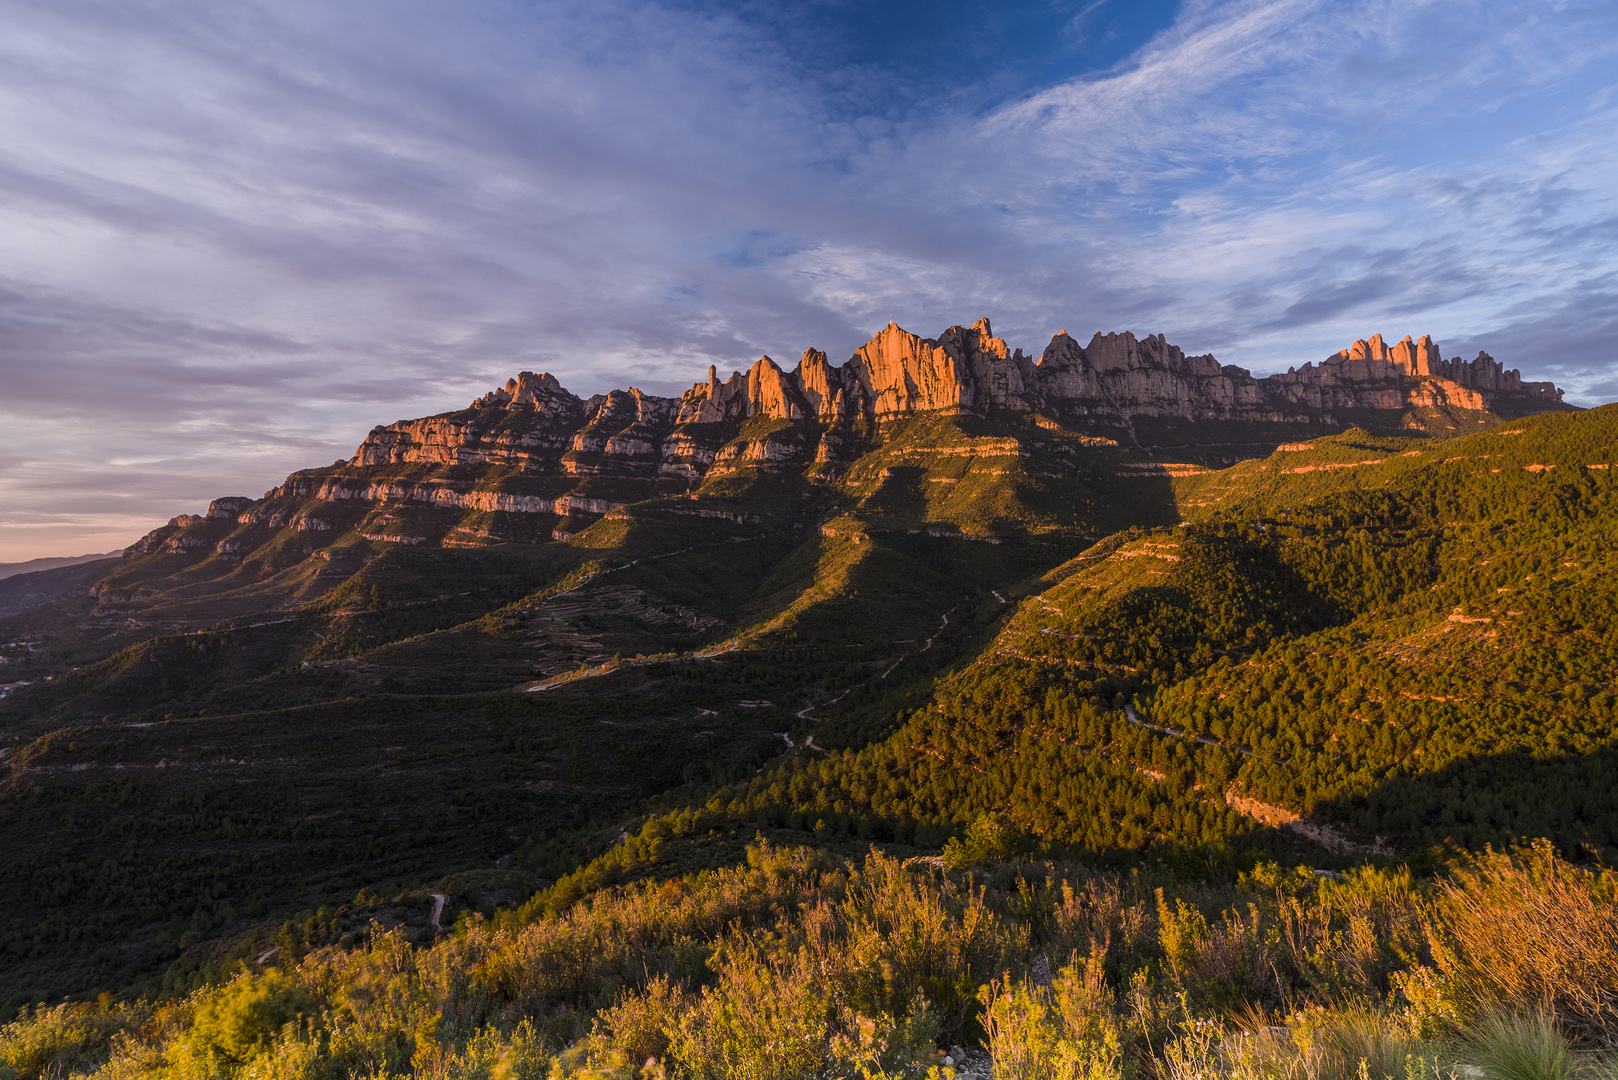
(521, 533, 769, 692)
(880, 603, 958, 679)
(1124, 704, 1275, 762)
(429, 893, 448, 934)
(796, 685, 854, 723)
(524, 634, 741, 692)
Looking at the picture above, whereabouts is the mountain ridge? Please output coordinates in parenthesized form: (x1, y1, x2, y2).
(123, 318, 1570, 568)
(373, 319, 1568, 471)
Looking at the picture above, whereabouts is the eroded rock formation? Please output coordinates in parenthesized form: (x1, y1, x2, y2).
(345, 318, 1564, 482)
(656, 319, 1564, 434)
(124, 318, 1569, 568)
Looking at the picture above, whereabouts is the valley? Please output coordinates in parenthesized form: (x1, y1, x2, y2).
(0, 318, 1610, 1065)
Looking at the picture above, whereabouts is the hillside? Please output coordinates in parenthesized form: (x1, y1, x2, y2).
(740, 408, 1618, 867)
(0, 319, 1590, 1014)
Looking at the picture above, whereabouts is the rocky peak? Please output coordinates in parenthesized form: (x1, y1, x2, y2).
(357, 320, 1567, 475)
(1037, 331, 1086, 371)
(472, 370, 580, 413)
(1313, 333, 1563, 408)
(1322, 333, 1443, 382)
(207, 497, 254, 521)
(585, 387, 676, 428)
(842, 321, 968, 414)
(793, 348, 844, 421)
(675, 364, 755, 423)
(671, 317, 1046, 424)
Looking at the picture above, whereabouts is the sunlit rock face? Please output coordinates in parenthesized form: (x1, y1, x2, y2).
(1263, 333, 1563, 417)
(125, 317, 1571, 573)
(340, 317, 1568, 489)
(664, 320, 1565, 433)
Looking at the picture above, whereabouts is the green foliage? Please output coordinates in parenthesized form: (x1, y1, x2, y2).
(1466, 1012, 1574, 1080)
(943, 814, 1022, 870)
(0, 998, 133, 1080)
(741, 411, 1618, 869)
(184, 970, 318, 1065)
(6, 401, 1618, 1023)
(3, 839, 1615, 1078)
(980, 955, 1122, 1080)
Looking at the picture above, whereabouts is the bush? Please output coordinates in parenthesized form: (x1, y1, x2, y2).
(981, 954, 1121, 1080)
(0, 999, 136, 1080)
(1428, 841, 1618, 1044)
(184, 971, 319, 1066)
(1466, 1013, 1573, 1080)
(942, 814, 1020, 870)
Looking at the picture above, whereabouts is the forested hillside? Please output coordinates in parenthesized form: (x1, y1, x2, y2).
(742, 409, 1618, 864)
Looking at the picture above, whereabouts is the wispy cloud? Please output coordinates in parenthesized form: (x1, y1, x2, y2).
(0, 0, 1615, 559)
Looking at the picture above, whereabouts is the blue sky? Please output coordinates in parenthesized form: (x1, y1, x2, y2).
(2, 0, 1616, 559)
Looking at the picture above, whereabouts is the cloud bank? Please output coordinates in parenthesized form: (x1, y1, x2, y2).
(1, 0, 1615, 559)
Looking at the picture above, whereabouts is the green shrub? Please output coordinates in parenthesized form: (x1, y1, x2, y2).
(184, 971, 319, 1066)
(981, 954, 1121, 1080)
(1466, 1013, 1573, 1080)
(942, 814, 1020, 870)
(0, 1000, 136, 1080)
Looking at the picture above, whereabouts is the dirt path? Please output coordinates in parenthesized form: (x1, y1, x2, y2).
(525, 637, 740, 692)
(880, 603, 958, 678)
(557, 533, 769, 595)
(1119, 707, 1378, 855)
(521, 533, 770, 692)
(1125, 703, 1269, 759)
(429, 893, 448, 933)
(796, 684, 854, 722)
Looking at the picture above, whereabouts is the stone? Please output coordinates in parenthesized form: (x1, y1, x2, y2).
(143, 318, 1568, 570)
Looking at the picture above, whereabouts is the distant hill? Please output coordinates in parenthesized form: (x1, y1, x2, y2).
(748, 409, 1618, 862)
(0, 550, 123, 581)
(0, 558, 122, 621)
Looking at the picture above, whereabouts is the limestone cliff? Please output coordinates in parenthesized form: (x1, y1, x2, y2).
(665, 319, 1566, 438)
(1263, 333, 1562, 417)
(121, 317, 1569, 576)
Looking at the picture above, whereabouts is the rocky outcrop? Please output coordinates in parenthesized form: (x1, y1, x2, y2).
(671, 318, 1036, 424)
(207, 497, 254, 521)
(270, 475, 623, 518)
(120, 318, 1570, 576)
(1036, 330, 1262, 421)
(663, 321, 1565, 436)
(1261, 333, 1561, 417)
(348, 321, 1561, 473)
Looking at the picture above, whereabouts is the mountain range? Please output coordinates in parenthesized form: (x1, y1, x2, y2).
(0, 317, 1606, 1010)
(115, 317, 1566, 577)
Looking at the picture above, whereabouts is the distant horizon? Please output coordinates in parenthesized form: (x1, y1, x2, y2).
(0, 550, 126, 579)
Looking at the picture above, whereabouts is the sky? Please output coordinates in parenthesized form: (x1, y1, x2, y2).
(2, 0, 1617, 561)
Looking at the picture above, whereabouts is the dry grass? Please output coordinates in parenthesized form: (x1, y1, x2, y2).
(1464, 1012, 1574, 1080)
(6, 839, 1618, 1078)
(1428, 841, 1618, 1044)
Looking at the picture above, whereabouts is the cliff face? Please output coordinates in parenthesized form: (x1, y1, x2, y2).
(660, 320, 1565, 434)
(118, 317, 1569, 587)
(347, 319, 1565, 480)
(1261, 333, 1562, 417)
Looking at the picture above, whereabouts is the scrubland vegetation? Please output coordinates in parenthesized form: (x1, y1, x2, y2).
(4, 838, 1617, 1079)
